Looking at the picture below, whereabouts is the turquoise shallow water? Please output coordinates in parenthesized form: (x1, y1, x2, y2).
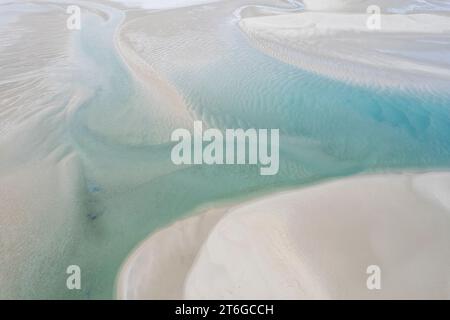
(177, 50, 450, 173)
(5, 1, 450, 299)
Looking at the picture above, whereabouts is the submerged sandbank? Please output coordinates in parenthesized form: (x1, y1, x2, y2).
(117, 172, 450, 299)
(0, 2, 85, 298)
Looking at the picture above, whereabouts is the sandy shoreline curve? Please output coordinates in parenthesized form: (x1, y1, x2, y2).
(117, 171, 450, 299)
(239, 7, 450, 90)
(114, 14, 195, 136)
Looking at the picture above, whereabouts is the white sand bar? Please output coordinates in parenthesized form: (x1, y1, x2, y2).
(239, 10, 450, 88)
(118, 172, 450, 299)
(116, 207, 228, 299)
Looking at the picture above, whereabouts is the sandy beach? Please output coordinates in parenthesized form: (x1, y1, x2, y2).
(0, 2, 84, 297)
(239, 4, 450, 89)
(115, 0, 450, 299)
(2, 0, 450, 300)
(116, 205, 228, 299)
(117, 172, 450, 299)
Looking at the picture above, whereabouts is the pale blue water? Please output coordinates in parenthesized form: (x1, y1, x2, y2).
(8, 1, 450, 299)
(177, 51, 450, 173)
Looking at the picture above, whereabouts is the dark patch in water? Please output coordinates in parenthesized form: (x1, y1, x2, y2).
(87, 182, 101, 193)
(87, 212, 98, 220)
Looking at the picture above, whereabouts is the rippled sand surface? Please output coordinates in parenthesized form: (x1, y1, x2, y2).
(1, 0, 450, 299)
